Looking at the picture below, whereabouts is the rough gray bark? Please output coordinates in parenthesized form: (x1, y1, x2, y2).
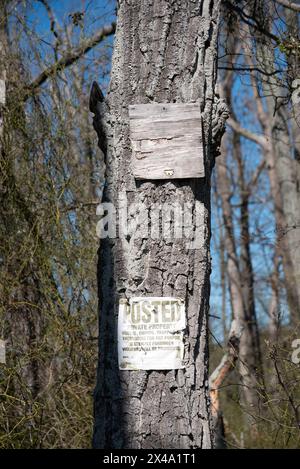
(91, 0, 225, 449)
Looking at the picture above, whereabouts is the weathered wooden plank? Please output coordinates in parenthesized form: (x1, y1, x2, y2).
(132, 135, 201, 152)
(129, 103, 204, 179)
(129, 102, 200, 120)
(130, 119, 201, 141)
(133, 150, 204, 179)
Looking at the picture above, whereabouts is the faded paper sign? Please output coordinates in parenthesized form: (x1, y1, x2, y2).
(118, 297, 186, 370)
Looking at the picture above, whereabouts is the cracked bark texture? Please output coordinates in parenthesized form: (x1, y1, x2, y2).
(92, 0, 222, 449)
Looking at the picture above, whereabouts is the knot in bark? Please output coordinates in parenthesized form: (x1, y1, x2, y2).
(211, 94, 229, 157)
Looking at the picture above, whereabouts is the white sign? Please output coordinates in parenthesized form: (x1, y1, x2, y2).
(118, 297, 186, 370)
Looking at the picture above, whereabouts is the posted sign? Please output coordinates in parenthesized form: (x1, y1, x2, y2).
(118, 297, 186, 370)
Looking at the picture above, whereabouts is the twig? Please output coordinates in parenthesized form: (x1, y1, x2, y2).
(23, 22, 116, 101)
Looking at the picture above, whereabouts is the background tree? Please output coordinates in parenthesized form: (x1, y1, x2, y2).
(0, 0, 115, 448)
(209, 0, 300, 448)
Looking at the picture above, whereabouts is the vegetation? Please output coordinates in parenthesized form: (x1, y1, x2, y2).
(0, 0, 114, 448)
(0, 0, 299, 449)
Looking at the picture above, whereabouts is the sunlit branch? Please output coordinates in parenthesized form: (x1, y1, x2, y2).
(23, 22, 116, 101)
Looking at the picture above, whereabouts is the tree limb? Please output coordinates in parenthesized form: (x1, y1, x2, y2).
(227, 117, 268, 149)
(37, 0, 61, 42)
(218, 66, 283, 77)
(274, 0, 300, 12)
(224, 1, 279, 43)
(247, 158, 266, 191)
(209, 319, 243, 417)
(37, 0, 63, 60)
(23, 22, 116, 101)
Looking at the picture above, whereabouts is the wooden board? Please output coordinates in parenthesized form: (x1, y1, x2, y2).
(129, 103, 204, 179)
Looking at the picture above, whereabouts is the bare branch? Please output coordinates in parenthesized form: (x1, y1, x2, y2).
(227, 117, 268, 149)
(218, 66, 283, 76)
(271, 352, 300, 432)
(61, 201, 99, 213)
(224, 1, 279, 43)
(23, 22, 116, 101)
(37, 0, 63, 59)
(247, 158, 266, 191)
(274, 0, 300, 12)
(37, 0, 61, 42)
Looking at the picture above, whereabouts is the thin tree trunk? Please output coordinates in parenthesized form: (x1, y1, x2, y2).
(0, 0, 7, 153)
(91, 0, 225, 449)
(216, 139, 260, 426)
(268, 105, 300, 324)
(0, 0, 46, 401)
(217, 45, 262, 425)
(220, 229, 228, 343)
(268, 247, 281, 345)
(209, 319, 242, 448)
(233, 131, 262, 377)
(253, 2, 300, 324)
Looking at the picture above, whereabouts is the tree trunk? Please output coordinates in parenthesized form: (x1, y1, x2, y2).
(1, 0, 47, 402)
(0, 0, 7, 153)
(209, 319, 242, 448)
(253, 2, 300, 324)
(267, 103, 300, 325)
(216, 41, 262, 424)
(216, 139, 260, 426)
(91, 0, 225, 449)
